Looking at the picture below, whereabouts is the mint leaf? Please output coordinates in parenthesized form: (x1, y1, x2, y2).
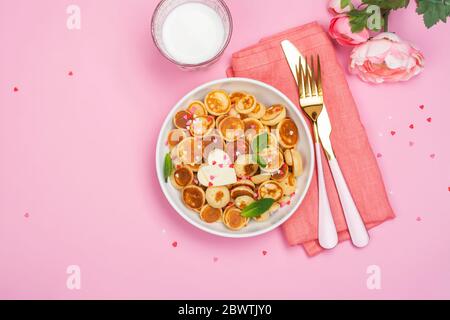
(362, 0, 410, 10)
(163, 153, 173, 183)
(416, 0, 450, 28)
(251, 132, 268, 153)
(256, 154, 267, 168)
(241, 198, 275, 218)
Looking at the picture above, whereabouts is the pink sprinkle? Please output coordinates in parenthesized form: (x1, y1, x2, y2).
(172, 241, 178, 248)
(68, 71, 73, 76)
(409, 141, 415, 147)
(13, 86, 18, 92)
(419, 105, 424, 110)
(287, 200, 291, 205)
(390, 131, 396, 136)
(427, 117, 432, 123)
(430, 153, 436, 159)
(213, 257, 218, 262)
(223, 155, 227, 160)
(218, 164, 224, 168)
(376, 153, 382, 158)
(212, 161, 217, 165)
(280, 202, 285, 208)
(164, 140, 169, 146)
(262, 250, 268, 256)
(210, 175, 215, 180)
(416, 217, 422, 222)
(208, 182, 213, 187)
(24, 212, 29, 218)
(182, 114, 188, 120)
(229, 164, 234, 168)
(290, 192, 296, 198)
(186, 120, 192, 126)
(409, 124, 414, 129)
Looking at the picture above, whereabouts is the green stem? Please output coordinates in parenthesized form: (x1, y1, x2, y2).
(383, 10, 390, 32)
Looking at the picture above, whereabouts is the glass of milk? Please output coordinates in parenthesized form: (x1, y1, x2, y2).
(151, 0, 232, 69)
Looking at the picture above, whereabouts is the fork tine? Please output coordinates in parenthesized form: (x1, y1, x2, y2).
(304, 56, 311, 97)
(297, 56, 305, 99)
(310, 55, 318, 97)
(316, 54, 323, 96)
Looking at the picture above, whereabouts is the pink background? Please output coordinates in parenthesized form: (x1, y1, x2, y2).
(1, 0, 449, 299)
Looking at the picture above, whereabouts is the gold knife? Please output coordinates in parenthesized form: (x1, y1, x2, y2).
(281, 40, 369, 248)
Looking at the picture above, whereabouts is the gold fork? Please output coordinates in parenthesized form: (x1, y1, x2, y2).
(297, 55, 369, 248)
(296, 55, 338, 249)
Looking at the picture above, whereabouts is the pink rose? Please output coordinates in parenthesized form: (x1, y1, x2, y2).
(328, 0, 363, 14)
(349, 32, 425, 84)
(329, 14, 370, 46)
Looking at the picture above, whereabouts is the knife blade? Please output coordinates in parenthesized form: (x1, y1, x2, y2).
(280, 40, 335, 160)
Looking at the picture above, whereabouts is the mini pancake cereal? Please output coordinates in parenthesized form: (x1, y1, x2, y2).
(163, 89, 305, 230)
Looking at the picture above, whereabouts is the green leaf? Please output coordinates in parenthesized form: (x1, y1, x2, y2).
(163, 153, 173, 183)
(241, 198, 275, 218)
(251, 132, 268, 153)
(416, 0, 450, 28)
(256, 154, 267, 168)
(341, 0, 351, 9)
(362, 0, 410, 10)
(348, 9, 371, 33)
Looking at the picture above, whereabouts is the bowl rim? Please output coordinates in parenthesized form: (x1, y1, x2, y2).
(155, 77, 314, 238)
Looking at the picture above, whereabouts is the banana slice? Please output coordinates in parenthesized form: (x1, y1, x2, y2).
(234, 154, 259, 178)
(229, 91, 246, 108)
(197, 164, 237, 187)
(276, 118, 299, 149)
(253, 202, 280, 222)
(218, 116, 245, 142)
(234, 195, 255, 210)
(232, 179, 255, 190)
(205, 186, 230, 208)
(224, 139, 249, 162)
(189, 115, 215, 137)
(250, 173, 271, 185)
(271, 163, 289, 181)
(235, 94, 256, 114)
(243, 118, 265, 142)
(173, 110, 193, 129)
(177, 137, 203, 165)
(170, 166, 194, 190)
(207, 148, 231, 166)
(187, 100, 208, 117)
(258, 180, 283, 201)
(258, 147, 284, 173)
(204, 90, 231, 116)
(182, 185, 205, 210)
(230, 185, 256, 199)
(247, 101, 266, 119)
(199, 205, 222, 223)
(285, 149, 303, 176)
(279, 172, 297, 196)
(261, 104, 286, 126)
(223, 206, 248, 230)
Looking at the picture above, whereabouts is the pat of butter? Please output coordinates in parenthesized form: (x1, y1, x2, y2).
(197, 165, 237, 187)
(207, 148, 231, 166)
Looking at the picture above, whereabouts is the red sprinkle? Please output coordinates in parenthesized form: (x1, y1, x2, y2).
(409, 141, 414, 147)
(409, 124, 414, 129)
(24, 212, 29, 218)
(416, 217, 422, 222)
(13, 87, 18, 92)
(430, 154, 436, 159)
(262, 250, 268, 256)
(419, 105, 424, 110)
(209, 175, 215, 180)
(172, 241, 178, 247)
(68, 71, 73, 76)
(376, 153, 382, 158)
(208, 182, 213, 187)
(218, 164, 224, 168)
(427, 117, 432, 123)
(390, 131, 396, 136)
(212, 161, 217, 165)
(229, 164, 234, 168)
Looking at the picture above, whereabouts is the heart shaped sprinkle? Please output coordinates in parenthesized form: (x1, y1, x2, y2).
(209, 175, 215, 180)
(213, 257, 218, 262)
(376, 153, 382, 158)
(13, 87, 18, 92)
(416, 217, 422, 222)
(212, 161, 217, 165)
(262, 250, 267, 256)
(218, 164, 223, 168)
(68, 71, 73, 76)
(430, 154, 436, 159)
(409, 124, 414, 129)
(427, 117, 432, 123)
(172, 241, 178, 248)
(229, 164, 234, 168)
(24, 212, 29, 218)
(390, 131, 396, 136)
(208, 182, 213, 187)
(419, 105, 424, 110)
(409, 141, 415, 147)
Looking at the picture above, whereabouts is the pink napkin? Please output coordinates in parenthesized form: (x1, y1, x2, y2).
(227, 22, 395, 256)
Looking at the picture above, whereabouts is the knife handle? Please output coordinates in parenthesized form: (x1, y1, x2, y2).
(328, 158, 369, 248)
(315, 142, 338, 249)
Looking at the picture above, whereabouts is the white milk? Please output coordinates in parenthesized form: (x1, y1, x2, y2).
(162, 2, 225, 64)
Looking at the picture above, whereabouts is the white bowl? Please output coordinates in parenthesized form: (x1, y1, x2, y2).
(156, 78, 314, 238)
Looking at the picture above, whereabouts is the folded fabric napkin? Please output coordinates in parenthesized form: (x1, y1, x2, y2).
(227, 22, 395, 256)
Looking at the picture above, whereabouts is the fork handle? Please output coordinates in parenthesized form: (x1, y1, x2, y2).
(315, 142, 338, 249)
(328, 158, 370, 248)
